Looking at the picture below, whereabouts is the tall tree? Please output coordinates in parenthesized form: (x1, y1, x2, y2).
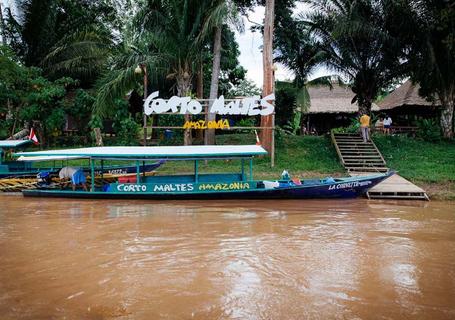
(5, 0, 117, 86)
(203, 0, 244, 145)
(306, 0, 405, 114)
(390, 0, 454, 138)
(94, 0, 226, 145)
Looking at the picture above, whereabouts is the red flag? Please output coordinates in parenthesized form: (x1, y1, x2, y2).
(29, 128, 39, 145)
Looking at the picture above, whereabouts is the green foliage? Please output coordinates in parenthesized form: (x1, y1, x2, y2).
(158, 114, 185, 127)
(388, 0, 455, 137)
(7, 0, 117, 85)
(375, 135, 455, 184)
(416, 119, 442, 142)
(159, 133, 345, 177)
(331, 118, 360, 134)
(275, 82, 298, 128)
(305, 0, 405, 113)
(226, 78, 260, 98)
(116, 117, 140, 146)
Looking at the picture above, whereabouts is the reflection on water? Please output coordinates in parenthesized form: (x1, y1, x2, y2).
(0, 194, 454, 319)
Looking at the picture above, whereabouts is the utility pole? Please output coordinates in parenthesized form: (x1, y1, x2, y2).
(260, 0, 275, 166)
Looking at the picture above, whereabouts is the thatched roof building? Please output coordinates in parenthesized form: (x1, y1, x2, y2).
(378, 80, 440, 110)
(307, 84, 379, 114)
(304, 84, 378, 134)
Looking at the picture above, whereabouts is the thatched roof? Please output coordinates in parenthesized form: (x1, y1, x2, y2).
(378, 80, 441, 110)
(307, 84, 379, 114)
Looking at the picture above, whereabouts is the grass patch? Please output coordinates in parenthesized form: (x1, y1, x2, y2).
(374, 135, 455, 183)
(159, 133, 345, 179)
(374, 135, 455, 200)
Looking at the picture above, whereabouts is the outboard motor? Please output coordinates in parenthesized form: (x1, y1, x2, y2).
(37, 171, 52, 187)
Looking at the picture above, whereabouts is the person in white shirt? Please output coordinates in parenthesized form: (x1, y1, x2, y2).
(383, 115, 392, 134)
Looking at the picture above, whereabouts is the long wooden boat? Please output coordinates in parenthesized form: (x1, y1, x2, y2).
(0, 140, 162, 192)
(15, 145, 394, 200)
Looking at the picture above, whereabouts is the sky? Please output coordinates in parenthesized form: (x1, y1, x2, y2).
(235, 4, 331, 88)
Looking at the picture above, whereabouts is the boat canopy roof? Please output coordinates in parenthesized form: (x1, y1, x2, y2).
(15, 145, 268, 160)
(0, 140, 31, 149)
(16, 155, 88, 162)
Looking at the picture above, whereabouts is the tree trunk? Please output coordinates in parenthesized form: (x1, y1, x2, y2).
(260, 0, 275, 154)
(195, 61, 204, 142)
(0, 3, 7, 44)
(205, 26, 222, 145)
(439, 96, 454, 139)
(358, 97, 372, 115)
(197, 62, 204, 99)
(177, 73, 193, 145)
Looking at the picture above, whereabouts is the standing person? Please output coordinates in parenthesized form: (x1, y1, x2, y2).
(359, 112, 371, 143)
(383, 115, 392, 135)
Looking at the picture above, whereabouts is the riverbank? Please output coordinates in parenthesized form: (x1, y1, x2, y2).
(160, 133, 454, 200)
(374, 135, 455, 200)
(29, 133, 454, 199)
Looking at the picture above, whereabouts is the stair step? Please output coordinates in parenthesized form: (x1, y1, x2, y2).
(344, 160, 385, 163)
(340, 152, 380, 154)
(347, 167, 388, 171)
(342, 156, 383, 158)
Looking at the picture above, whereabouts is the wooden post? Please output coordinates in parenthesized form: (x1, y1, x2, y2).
(249, 158, 253, 181)
(136, 160, 140, 183)
(260, 0, 275, 165)
(194, 160, 199, 183)
(142, 65, 148, 146)
(101, 159, 104, 184)
(90, 159, 95, 192)
(241, 159, 245, 181)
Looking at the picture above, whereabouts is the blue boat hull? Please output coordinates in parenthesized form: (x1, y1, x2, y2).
(22, 172, 394, 200)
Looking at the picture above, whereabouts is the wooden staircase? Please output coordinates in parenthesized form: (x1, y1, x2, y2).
(331, 133, 388, 173)
(331, 132, 428, 200)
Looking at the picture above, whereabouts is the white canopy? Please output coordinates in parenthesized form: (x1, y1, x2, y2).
(15, 145, 267, 160)
(0, 140, 31, 148)
(16, 155, 88, 162)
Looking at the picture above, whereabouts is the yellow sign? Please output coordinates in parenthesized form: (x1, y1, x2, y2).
(183, 119, 230, 130)
(198, 182, 250, 191)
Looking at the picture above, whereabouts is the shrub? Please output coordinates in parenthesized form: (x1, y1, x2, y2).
(416, 118, 441, 142)
(116, 117, 140, 145)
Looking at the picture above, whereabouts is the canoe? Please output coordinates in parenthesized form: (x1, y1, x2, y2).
(15, 145, 394, 200)
(22, 171, 393, 199)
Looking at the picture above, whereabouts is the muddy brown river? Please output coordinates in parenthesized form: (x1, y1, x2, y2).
(0, 194, 454, 319)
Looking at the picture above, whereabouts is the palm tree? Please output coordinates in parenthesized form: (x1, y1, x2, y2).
(389, 0, 454, 138)
(201, 0, 244, 145)
(43, 25, 115, 86)
(305, 0, 405, 114)
(274, 21, 332, 133)
(94, 0, 226, 145)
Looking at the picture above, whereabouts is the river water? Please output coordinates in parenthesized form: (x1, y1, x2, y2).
(0, 194, 454, 319)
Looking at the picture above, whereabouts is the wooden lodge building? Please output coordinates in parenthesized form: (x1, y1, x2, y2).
(377, 80, 441, 123)
(306, 80, 440, 134)
(305, 84, 379, 134)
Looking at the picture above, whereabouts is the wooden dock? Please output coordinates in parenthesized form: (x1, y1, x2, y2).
(331, 132, 429, 200)
(349, 172, 429, 200)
